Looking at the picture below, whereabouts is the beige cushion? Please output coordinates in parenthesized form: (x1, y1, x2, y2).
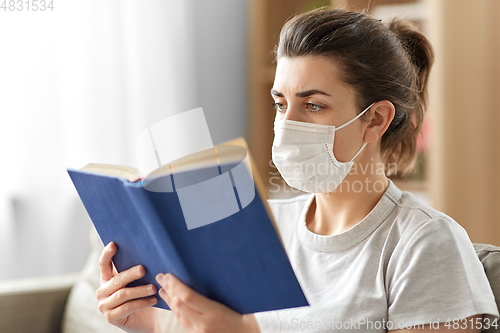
(0, 274, 76, 333)
(474, 244, 500, 333)
(62, 227, 186, 333)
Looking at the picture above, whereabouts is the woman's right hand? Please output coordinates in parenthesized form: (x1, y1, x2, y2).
(96, 242, 161, 333)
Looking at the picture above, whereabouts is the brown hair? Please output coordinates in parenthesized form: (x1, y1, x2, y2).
(276, 8, 434, 176)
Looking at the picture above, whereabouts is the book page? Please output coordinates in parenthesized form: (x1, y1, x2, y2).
(80, 163, 141, 182)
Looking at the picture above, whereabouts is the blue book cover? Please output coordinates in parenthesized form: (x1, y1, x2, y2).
(67, 141, 309, 314)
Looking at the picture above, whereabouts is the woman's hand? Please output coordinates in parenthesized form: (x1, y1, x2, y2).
(96, 242, 161, 333)
(156, 273, 260, 333)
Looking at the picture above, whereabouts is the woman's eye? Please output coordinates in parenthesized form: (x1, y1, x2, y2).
(306, 103, 324, 112)
(272, 102, 287, 112)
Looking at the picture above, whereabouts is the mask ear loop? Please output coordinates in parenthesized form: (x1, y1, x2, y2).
(350, 142, 368, 162)
(335, 102, 375, 131)
(335, 102, 375, 162)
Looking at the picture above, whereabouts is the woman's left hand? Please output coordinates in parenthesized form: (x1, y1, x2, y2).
(156, 273, 260, 333)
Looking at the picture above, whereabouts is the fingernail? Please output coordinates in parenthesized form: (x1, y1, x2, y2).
(147, 285, 153, 292)
(156, 273, 170, 284)
(150, 296, 157, 303)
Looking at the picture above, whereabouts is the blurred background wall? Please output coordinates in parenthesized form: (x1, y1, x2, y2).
(1, 0, 499, 282)
(0, 0, 247, 281)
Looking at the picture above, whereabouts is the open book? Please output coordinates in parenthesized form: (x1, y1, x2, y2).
(67, 137, 308, 314)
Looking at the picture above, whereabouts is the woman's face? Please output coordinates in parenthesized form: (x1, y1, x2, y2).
(271, 55, 368, 163)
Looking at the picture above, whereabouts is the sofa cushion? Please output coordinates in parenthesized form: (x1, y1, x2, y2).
(474, 243, 500, 332)
(0, 274, 76, 333)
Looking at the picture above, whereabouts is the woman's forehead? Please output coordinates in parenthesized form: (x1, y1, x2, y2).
(273, 56, 352, 97)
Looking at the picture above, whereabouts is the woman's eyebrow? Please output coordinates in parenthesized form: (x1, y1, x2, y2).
(296, 89, 331, 97)
(270, 89, 331, 98)
(270, 89, 284, 97)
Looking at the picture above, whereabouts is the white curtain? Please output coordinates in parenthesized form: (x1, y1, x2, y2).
(0, 0, 200, 280)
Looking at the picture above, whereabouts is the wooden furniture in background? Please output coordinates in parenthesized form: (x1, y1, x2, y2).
(426, 0, 500, 245)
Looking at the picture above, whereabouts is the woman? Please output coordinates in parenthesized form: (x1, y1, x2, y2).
(95, 8, 499, 332)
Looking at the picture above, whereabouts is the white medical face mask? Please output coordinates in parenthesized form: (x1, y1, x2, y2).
(272, 103, 374, 193)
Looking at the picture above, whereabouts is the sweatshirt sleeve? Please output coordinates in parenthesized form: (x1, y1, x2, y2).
(386, 217, 499, 330)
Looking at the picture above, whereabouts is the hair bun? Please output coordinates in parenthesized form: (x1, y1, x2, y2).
(388, 19, 434, 104)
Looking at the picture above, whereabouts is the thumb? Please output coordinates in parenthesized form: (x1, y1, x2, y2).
(99, 242, 117, 283)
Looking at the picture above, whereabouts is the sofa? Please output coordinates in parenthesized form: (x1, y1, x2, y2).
(2, 242, 500, 333)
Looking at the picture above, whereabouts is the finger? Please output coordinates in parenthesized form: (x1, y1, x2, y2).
(105, 296, 158, 325)
(156, 273, 214, 313)
(159, 288, 197, 331)
(99, 242, 117, 283)
(159, 287, 201, 323)
(96, 265, 146, 300)
(103, 284, 157, 311)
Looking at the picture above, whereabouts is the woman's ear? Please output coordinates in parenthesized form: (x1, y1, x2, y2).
(363, 100, 395, 143)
